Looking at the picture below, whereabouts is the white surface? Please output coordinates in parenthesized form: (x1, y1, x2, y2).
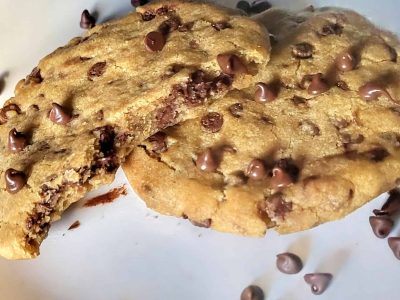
(0, 1, 399, 299)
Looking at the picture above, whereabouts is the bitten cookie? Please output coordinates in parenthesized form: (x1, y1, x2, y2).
(124, 7, 400, 236)
(0, 0, 270, 259)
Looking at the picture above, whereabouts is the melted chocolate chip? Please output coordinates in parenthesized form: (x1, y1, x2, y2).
(131, 0, 148, 7)
(156, 6, 170, 16)
(276, 252, 303, 274)
(255, 82, 277, 103)
(147, 132, 167, 153)
(49, 103, 72, 125)
(320, 23, 343, 36)
(88, 62, 107, 79)
(263, 193, 292, 220)
(270, 167, 293, 189)
(201, 112, 224, 133)
(190, 218, 212, 228)
(196, 148, 219, 172)
(0, 103, 21, 124)
(245, 159, 267, 180)
(25, 67, 43, 84)
(292, 42, 314, 59)
(8, 128, 27, 152)
(369, 216, 393, 238)
(304, 273, 333, 295)
(373, 189, 400, 216)
(335, 52, 356, 71)
(229, 103, 243, 118)
(5, 168, 27, 194)
(365, 148, 389, 162)
(240, 285, 265, 300)
(217, 54, 248, 75)
(155, 101, 178, 129)
(142, 11, 156, 21)
(304, 73, 329, 95)
(80, 9, 96, 29)
(212, 22, 231, 31)
(144, 31, 165, 52)
(358, 82, 395, 102)
(388, 237, 400, 260)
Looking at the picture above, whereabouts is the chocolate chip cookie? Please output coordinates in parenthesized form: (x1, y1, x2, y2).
(0, 0, 270, 259)
(124, 7, 400, 236)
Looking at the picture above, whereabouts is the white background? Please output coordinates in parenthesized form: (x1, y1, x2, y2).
(0, 1, 399, 299)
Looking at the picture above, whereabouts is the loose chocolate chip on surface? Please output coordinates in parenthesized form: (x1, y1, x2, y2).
(88, 62, 107, 79)
(320, 23, 343, 36)
(304, 273, 333, 295)
(358, 82, 395, 102)
(8, 128, 27, 153)
(276, 252, 303, 274)
(335, 52, 356, 71)
(196, 148, 219, 172)
(292, 42, 314, 59)
(80, 9, 96, 29)
(201, 112, 223, 133)
(305, 73, 329, 95)
(217, 54, 248, 75)
(369, 216, 393, 238)
(147, 132, 167, 153)
(49, 103, 72, 125)
(373, 189, 400, 216)
(255, 82, 277, 103)
(5, 168, 27, 194)
(388, 237, 400, 260)
(245, 159, 267, 180)
(131, 0, 148, 7)
(145, 31, 166, 52)
(240, 285, 265, 300)
(229, 103, 243, 118)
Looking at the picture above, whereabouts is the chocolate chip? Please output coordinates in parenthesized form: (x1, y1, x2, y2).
(270, 159, 299, 189)
(49, 103, 72, 125)
(299, 120, 320, 136)
(217, 54, 248, 75)
(131, 0, 148, 7)
(159, 17, 181, 35)
(365, 148, 389, 162)
(358, 82, 395, 102)
(212, 22, 231, 31)
(147, 132, 167, 153)
(236, 1, 251, 14)
(240, 285, 265, 300)
(80, 9, 96, 29)
(88, 62, 107, 79)
(335, 52, 356, 71)
(25, 67, 43, 84)
(229, 103, 243, 118)
(255, 82, 277, 103)
(155, 101, 178, 129)
(196, 148, 219, 172)
(5, 168, 27, 194)
(263, 193, 292, 220)
(292, 42, 314, 59)
(250, 1, 272, 14)
(373, 189, 400, 216)
(92, 125, 116, 157)
(291, 96, 309, 108)
(320, 23, 343, 36)
(303, 73, 329, 95)
(201, 112, 223, 133)
(156, 6, 169, 16)
(145, 31, 166, 52)
(336, 80, 350, 91)
(304, 273, 333, 295)
(8, 128, 27, 153)
(369, 216, 393, 238)
(142, 11, 156, 21)
(190, 218, 212, 228)
(245, 159, 267, 180)
(388, 237, 400, 260)
(276, 252, 303, 274)
(0, 103, 21, 124)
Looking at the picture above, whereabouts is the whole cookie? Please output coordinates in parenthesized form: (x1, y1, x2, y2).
(0, 0, 270, 259)
(124, 7, 400, 236)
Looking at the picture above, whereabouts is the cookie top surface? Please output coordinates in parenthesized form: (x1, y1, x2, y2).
(124, 7, 400, 236)
(0, 0, 270, 259)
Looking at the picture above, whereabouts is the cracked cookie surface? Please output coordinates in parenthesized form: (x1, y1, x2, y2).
(0, 0, 270, 259)
(124, 7, 400, 236)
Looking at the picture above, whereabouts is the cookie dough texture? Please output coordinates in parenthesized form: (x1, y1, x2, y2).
(124, 7, 400, 236)
(0, 0, 270, 259)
